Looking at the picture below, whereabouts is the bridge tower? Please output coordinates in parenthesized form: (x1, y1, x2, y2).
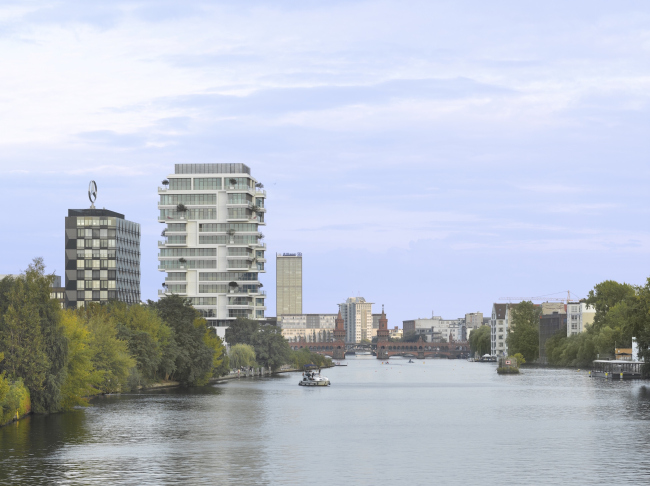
(376, 305, 390, 359)
(333, 310, 346, 359)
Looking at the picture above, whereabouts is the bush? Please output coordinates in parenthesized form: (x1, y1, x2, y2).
(0, 378, 31, 426)
(290, 349, 332, 369)
(497, 367, 520, 374)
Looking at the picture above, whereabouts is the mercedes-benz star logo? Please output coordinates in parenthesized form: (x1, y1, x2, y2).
(88, 180, 98, 204)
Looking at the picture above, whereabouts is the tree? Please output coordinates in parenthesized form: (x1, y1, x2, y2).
(202, 327, 228, 379)
(586, 280, 635, 331)
(229, 344, 257, 369)
(469, 325, 491, 356)
(225, 318, 260, 346)
(401, 331, 423, 342)
(507, 301, 540, 362)
(250, 326, 291, 371)
(512, 353, 526, 366)
(149, 295, 214, 385)
(59, 311, 100, 410)
(84, 309, 135, 393)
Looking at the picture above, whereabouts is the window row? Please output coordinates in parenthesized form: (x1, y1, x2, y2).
(77, 270, 117, 280)
(228, 247, 253, 256)
(166, 223, 187, 232)
(159, 248, 217, 257)
(199, 223, 258, 232)
(159, 260, 217, 270)
(159, 194, 217, 205)
(77, 228, 117, 239)
(199, 284, 228, 293)
(77, 290, 117, 300)
(77, 280, 116, 290)
(188, 297, 217, 305)
(228, 193, 252, 205)
(199, 272, 258, 281)
(165, 272, 186, 281)
(165, 235, 187, 244)
(76, 217, 118, 227)
(77, 260, 116, 269)
(165, 284, 186, 293)
(159, 209, 217, 220)
(76, 249, 116, 259)
(198, 235, 259, 244)
(77, 239, 117, 249)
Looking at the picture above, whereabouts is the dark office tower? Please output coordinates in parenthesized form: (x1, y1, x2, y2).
(64, 209, 141, 309)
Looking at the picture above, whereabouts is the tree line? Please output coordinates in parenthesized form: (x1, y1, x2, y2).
(505, 279, 650, 375)
(0, 259, 228, 425)
(225, 318, 332, 371)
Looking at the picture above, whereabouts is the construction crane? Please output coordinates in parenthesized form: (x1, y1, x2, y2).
(499, 291, 577, 304)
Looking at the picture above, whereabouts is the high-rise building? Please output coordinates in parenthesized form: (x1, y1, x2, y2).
(64, 209, 141, 309)
(157, 163, 266, 338)
(276, 252, 302, 316)
(339, 297, 373, 343)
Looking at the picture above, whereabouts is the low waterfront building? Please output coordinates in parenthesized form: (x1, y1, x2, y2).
(277, 314, 336, 342)
(566, 302, 595, 337)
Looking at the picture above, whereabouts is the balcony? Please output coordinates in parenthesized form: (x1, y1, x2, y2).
(158, 240, 187, 247)
(230, 289, 266, 296)
(159, 289, 187, 296)
(255, 189, 266, 197)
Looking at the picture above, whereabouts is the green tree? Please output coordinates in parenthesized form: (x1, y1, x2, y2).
(224, 318, 259, 346)
(250, 326, 291, 371)
(149, 295, 214, 385)
(401, 331, 423, 343)
(507, 301, 540, 362)
(512, 353, 526, 366)
(469, 325, 491, 356)
(84, 309, 135, 393)
(229, 343, 257, 369)
(586, 280, 635, 331)
(0, 273, 50, 405)
(59, 311, 100, 410)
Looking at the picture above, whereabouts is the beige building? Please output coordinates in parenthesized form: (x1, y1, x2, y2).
(566, 302, 595, 337)
(276, 253, 302, 316)
(340, 297, 373, 343)
(389, 327, 403, 340)
(465, 312, 484, 330)
(277, 314, 336, 342)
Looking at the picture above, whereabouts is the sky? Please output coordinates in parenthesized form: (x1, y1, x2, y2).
(1, 0, 650, 326)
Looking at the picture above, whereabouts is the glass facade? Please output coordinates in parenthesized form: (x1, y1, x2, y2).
(158, 163, 266, 336)
(65, 209, 141, 308)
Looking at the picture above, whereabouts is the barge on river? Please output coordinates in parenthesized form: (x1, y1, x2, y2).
(590, 360, 643, 380)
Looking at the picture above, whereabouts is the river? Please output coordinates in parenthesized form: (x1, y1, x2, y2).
(2, 357, 650, 485)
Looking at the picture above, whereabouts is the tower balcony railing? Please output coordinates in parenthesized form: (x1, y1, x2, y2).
(158, 240, 187, 247)
(230, 289, 266, 296)
(255, 189, 266, 197)
(159, 289, 187, 296)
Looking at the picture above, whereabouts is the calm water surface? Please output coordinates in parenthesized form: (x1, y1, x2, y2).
(2, 357, 650, 485)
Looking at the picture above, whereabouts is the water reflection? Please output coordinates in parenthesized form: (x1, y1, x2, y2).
(3, 359, 650, 485)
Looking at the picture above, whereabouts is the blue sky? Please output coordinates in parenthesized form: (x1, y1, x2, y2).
(1, 0, 650, 326)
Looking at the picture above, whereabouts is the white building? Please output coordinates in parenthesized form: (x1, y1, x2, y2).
(490, 303, 514, 357)
(340, 297, 373, 343)
(403, 317, 465, 342)
(277, 314, 336, 342)
(157, 163, 267, 339)
(465, 312, 484, 330)
(566, 302, 595, 337)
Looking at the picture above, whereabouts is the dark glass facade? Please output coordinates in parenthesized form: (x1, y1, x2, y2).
(65, 209, 141, 308)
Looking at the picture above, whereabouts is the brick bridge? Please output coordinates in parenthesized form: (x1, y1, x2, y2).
(376, 340, 470, 359)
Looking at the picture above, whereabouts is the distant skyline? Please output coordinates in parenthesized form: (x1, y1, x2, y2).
(2, 1, 650, 326)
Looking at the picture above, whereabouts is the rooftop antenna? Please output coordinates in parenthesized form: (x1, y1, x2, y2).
(88, 180, 97, 209)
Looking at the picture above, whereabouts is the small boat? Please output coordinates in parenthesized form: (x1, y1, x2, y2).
(334, 362, 347, 366)
(299, 365, 331, 386)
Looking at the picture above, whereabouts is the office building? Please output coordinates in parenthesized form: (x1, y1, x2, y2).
(339, 297, 373, 343)
(403, 316, 465, 343)
(65, 209, 141, 309)
(277, 313, 336, 342)
(157, 163, 266, 338)
(276, 253, 302, 316)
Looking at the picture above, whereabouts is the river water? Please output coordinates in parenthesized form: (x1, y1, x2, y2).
(2, 356, 650, 485)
